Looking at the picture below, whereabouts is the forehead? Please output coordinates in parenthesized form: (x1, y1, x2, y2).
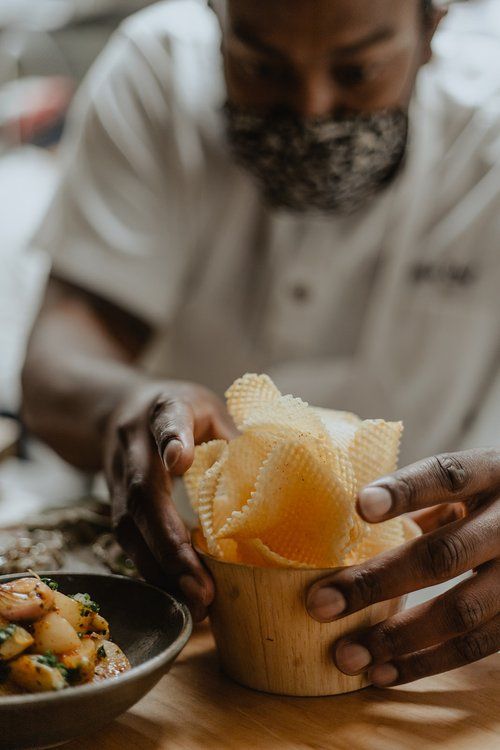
(226, 0, 420, 55)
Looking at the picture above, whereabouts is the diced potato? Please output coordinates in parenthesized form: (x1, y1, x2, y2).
(60, 637, 96, 684)
(53, 591, 93, 633)
(89, 612, 110, 638)
(9, 655, 67, 692)
(0, 623, 34, 660)
(32, 612, 80, 654)
(92, 640, 130, 682)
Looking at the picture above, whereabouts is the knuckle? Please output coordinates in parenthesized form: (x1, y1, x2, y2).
(432, 453, 470, 494)
(350, 567, 383, 607)
(420, 534, 468, 580)
(403, 654, 430, 682)
(385, 475, 416, 513)
(451, 594, 488, 633)
(125, 473, 148, 518)
(149, 394, 178, 425)
(116, 421, 129, 447)
(455, 630, 493, 664)
(373, 622, 403, 657)
(159, 539, 193, 569)
(115, 417, 136, 447)
(110, 448, 124, 481)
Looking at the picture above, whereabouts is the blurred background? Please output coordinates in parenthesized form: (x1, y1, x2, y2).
(0, 0, 499, 578)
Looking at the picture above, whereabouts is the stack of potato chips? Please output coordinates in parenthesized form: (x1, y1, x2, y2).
(185, 374, 405, 568)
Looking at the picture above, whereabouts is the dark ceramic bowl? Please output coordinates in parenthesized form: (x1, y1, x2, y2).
(0, 572, 192, 750)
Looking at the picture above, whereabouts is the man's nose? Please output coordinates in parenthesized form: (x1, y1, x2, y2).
(291, 72, 338, 119)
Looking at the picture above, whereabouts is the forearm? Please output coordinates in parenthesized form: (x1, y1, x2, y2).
(22, 350, 147, 471)
(21, 278, 152, 471)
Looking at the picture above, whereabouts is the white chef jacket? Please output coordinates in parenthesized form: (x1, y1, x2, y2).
(33, 0, 500, 466)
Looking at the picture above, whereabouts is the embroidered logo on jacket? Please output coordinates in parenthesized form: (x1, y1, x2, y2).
(409, 261, 477, 288)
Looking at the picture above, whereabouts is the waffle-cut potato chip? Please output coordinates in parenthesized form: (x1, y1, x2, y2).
(233, 540, 276, 567)
(242, 394, 327, 439)
(197, 446, 229, 557)
(220, 430, 278, 523)
(309, 406, 363, 429)
(217, 440, 353, 568)
(241, 396, 357, 496)
(322, 417, 402, 553)
(186, 373, 405, 569)
(344, 517, 406, 565)
(349, 420, 403, 492)
(184, 440, 227, 512)
(226, 373, 281, 430)
(313, 407, 361, 431)
(241, 539, 309, 569)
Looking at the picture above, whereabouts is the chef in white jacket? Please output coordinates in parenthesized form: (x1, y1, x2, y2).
(23, 0, 500, 687)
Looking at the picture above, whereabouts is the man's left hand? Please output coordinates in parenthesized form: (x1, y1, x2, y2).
(306, 449, 500, 686)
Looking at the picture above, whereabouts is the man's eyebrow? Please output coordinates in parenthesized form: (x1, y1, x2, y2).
(335, 26, 396, 55)
(232, 24, 286, 59)
(231, 23, 396, 59)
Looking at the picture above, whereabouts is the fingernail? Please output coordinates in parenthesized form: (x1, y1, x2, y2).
(371, 663, 399, 687)
(307, 586, 346, 621)
(358, 486, 392, 521)
(163, 439, 183, 470)
(336, 642, 372, 674)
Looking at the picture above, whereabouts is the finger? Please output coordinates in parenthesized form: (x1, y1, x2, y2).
(306, 500, 498, 621)
(114, 514, 172, 590)
(124, 438, 214, 621)
(149, 396, 195, 475)
(333, 560, 500, 675)
(368, 612, 500, 687)
(409, 503, 465, 533)
(116, 514, 210, 621)
(356, 449, 500, 523)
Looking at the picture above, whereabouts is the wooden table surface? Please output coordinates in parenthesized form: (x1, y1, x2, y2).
(67, 623, 499, 750)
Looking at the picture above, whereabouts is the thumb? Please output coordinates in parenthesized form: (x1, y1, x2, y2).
(149, 396, 195, 476)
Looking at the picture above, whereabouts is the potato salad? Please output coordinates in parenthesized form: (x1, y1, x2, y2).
(0, 575, 130, 695)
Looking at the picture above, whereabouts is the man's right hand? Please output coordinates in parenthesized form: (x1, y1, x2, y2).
(104, 381, 237, 622)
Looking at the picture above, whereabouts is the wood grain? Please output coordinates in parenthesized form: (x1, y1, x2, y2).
(65, 625, 499, 750)
(203, 554, 404, 696)
(200, 516, 421, 696)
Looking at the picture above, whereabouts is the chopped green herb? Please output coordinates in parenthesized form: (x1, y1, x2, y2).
(37, 652, 59, 669)
(71, 593, 100, 614)
(97, 645, 106, 660)
(0, 625, 16, 644)
(37, 652, 70, 681)
(41, 577, 59, 591)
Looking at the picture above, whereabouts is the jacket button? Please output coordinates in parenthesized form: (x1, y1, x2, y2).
(290, 283, 311, 302)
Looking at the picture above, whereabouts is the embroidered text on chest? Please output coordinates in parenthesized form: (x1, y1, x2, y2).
(409, 261, 478, 289)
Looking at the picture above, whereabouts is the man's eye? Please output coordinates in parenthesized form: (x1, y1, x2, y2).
(234, 57, 291, 85)
(333, 65, 371, 87)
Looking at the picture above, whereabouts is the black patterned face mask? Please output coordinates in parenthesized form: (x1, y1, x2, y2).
(224, 104, 409, 214)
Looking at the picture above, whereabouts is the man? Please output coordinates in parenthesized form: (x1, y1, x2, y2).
(22, 0, 499, 688)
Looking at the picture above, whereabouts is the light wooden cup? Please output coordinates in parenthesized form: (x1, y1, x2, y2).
(196, 518, 421, 696)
